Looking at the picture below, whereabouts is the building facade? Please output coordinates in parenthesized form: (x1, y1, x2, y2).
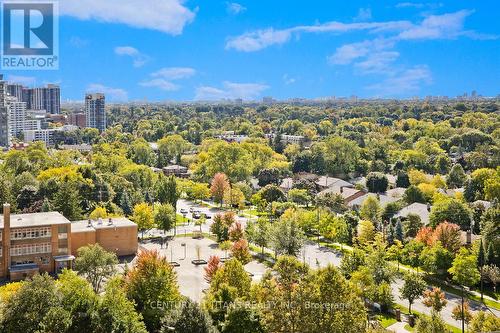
(0, 76, 9, 148)
(0, 204, 138, 281)
(85, 93, 106, 132)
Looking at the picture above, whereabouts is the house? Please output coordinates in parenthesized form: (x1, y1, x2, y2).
(385, 187, 406, 200)
(348, 192, 400, 210)
(394, 202, 431, 225)
(163, 165, 190, 178)
(315, 176, 353, 190)
(317, 186, 365, 204)
(280, 178, 294, 192)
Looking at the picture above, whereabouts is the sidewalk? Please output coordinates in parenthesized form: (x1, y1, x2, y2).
(386, 322, 411, 333)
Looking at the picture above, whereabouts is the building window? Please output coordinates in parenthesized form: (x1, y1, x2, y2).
(41, 257, 49, 265)
(10, 243, 52, 256)
(11, 227, 51, 240)
(58, 233, 68, 240)
(58, 248, 68, 255)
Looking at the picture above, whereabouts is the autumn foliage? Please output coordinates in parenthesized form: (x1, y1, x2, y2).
(204, 255, 221, 282)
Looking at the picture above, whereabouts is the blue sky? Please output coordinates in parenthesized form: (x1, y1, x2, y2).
(5, 0, 500, 102)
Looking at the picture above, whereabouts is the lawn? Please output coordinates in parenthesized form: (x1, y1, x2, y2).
(375, 313, 398, 328)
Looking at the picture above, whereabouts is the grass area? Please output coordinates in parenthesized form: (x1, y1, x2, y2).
(176, 214, 188, 226)
(393, 304, 461, 333)
(376, 313, 398, 328)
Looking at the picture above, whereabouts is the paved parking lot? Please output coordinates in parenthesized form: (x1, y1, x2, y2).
(141, 237, 267, 301)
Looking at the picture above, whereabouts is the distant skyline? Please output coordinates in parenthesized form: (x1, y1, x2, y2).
(4, 0, 500, 102)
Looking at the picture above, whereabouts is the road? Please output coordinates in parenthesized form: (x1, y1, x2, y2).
(165, 199, 499, 328)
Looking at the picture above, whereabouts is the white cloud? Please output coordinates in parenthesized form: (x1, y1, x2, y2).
(366, 66, 432, 96)
(398, 9, 475, 40)
(6, 75, 36, 86)
(227, 2, 246, 15)
(151, 67, 196, 80)
(354, 51, 400, 74)
(226, 21, 412, 52)
(195, 81, 269, 100)
(87, 83, 128, 101)
(60, 0, 196, 35)
(226, 10, 491, 52)
(114, 46, 150, 67)
(395, 2, 443, 9)
(354, 8, 372, 22)
(226, 28, 292, 52)
(328, 39, 395, 65)
(139, 79, 179, 91)
(140, 67, 196, 91)
(283, 74, 296, 85)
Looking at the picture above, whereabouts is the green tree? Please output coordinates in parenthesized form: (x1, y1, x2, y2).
(287, 188, 311, 206)
(429, 199, 472, 230)
(399, 272, 426, 314)
(270, 209, 305, 256)
(162, 299, 217, 333)
(360, 195, 381, 224)
(246, 218, 270, 255)
(222, 306, 265, 333)
(0, 274, 59, 333)
(154, 203, 176, 234)
(447, 164, 467, 188)
(404, 185, 426, 204)
(93, 277, 148, 333)
(403, 214, 423, 238)
(415, 311, 448, 333)
(54, 179, 82, 220)
(57, 269, 98, 333)
(132, 202, 155, 237)
(366, 172, 389, 193)
(157, 134, 190, 166)
(157, 174, 179, 208)
(74, 244, 118, 293)
(469, 311, 500, 333)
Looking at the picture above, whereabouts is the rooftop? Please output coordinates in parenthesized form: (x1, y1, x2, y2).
(0, 211, 70, 228)
(395, 202, 431, 225)
(315, 176, 353, 188)
(71, 217, 137, 232)
(317, 186, 363, 200)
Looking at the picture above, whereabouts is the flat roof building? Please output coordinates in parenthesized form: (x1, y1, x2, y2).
(0, 204, 138, 281)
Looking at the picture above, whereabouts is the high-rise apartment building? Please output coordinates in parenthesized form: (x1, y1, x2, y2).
(85, 93, 106, 132)
(6, 96, 27, 139)
(43, 84, 61, 114)
(6, 84, 61, 114)
(0, 75, 8, 147)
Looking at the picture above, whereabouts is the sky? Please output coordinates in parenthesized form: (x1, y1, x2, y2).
(5, 0, 500, 102)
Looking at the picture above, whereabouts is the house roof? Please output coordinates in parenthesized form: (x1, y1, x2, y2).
(280, 178, 294, 190)
(317, 186, 363, 201)
(348, 192, 400, 208)
(315, 176, 353, 188)
(395, 203, 431, 225)
(386, 187, 406, 199)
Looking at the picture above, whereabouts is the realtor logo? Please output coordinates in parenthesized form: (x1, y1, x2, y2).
(1, 0, 59, 70)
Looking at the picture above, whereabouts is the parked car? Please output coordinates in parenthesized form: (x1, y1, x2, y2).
(180, 208, 188, 215)
(193, 212, 201, 219)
